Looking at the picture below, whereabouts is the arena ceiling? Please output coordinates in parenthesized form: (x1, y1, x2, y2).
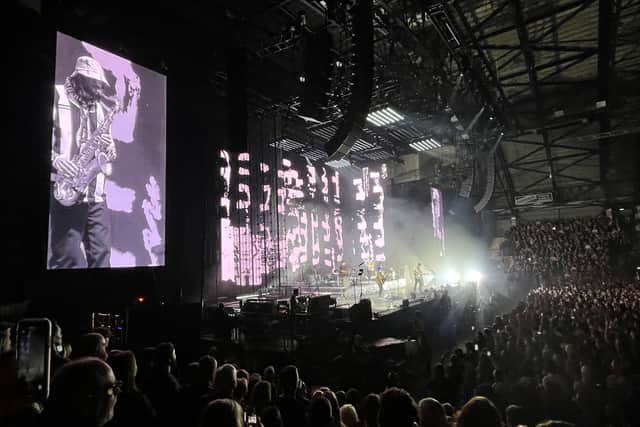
(199, 0, 639, 215)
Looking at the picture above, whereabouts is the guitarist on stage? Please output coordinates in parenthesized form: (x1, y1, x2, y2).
(414, 262, 425, 292)
(375, 266, 386, 296)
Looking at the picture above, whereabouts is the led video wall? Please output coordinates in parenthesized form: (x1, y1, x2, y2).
(431, 187, 445, 256)
(219, 150, 386, 286)
(48, 32, 166, 269)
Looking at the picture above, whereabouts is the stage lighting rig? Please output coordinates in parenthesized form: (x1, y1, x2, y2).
(409, 138, 441, 152)
(366, 106, 405, 126)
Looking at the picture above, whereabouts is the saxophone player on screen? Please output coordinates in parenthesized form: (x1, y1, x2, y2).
(49, 56, 118, 269)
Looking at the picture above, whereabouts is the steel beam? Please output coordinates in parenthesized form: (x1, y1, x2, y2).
(503, 138, 597, 152)
(495, 147, 517, 214)
(511, 0, 558, 198)
(518, 152, 597, 192)
(513, 152, 593, 167)
(480, 44, 597, 52)
(476, 0, 595, 41)
(505, 52, 597, 100)
(499, 51, 597, 81)
(508, 146, 546, 166)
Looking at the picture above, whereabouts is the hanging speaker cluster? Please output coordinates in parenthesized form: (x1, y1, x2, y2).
(298, 29, 334, 122)
(325, 0, 374, 161)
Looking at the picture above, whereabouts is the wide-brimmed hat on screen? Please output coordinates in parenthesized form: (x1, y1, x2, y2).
(71, 56, 109, 85)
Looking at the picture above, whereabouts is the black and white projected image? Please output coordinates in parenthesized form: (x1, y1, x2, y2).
(48, 32, 166, 269)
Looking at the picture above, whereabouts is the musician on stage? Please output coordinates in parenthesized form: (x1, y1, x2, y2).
(367, 258, 376, 282)
(414, 262, 425, 292)
(375, 265, 386, 296)
(337, 261, 349, 287)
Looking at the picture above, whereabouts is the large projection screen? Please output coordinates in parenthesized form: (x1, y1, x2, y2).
(47, 32, 166, 269)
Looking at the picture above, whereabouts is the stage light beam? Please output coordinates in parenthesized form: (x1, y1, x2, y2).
(446, 270, 460, 283)
(466, 270, 483, 282)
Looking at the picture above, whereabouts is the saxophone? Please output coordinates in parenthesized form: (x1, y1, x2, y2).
(53, 100, 119, 206)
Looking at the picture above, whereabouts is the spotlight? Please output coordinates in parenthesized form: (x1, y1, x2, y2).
(446, 270, 460, 283)
(466, 270, 483, 282)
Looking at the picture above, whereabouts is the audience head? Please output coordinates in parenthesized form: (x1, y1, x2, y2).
(46, 357, 119, 427)
(442, 402, 454, 418)
(93, 327, 112, 348)
(251, 380, 272, 412)
(153, 342, 176, 371)
(184, 361, 201, 387)
(198, 354, 218, 387)
(215, 363, 238, 399)
(278, 365, 299, 396)
(52, 320, 64, 356)
(456, 396, 502, 427)
(0, 321, 12, 354)
(378, 387, 417, 427)
(237, 368, 249, 380)
(106, 349, 137, 392)
(320, 388, 341, 426)
(340, 404, 359, 427)
(261, 405, 284, 427)
(418, 397, 447, 427)
(346, 387, 360, 406)
(72, 333, 108, 361)
(362, 393, 380, 427)
(309, 395, 333, 427)
(505, 404, 527, 427)
(234, 377, 248, 403)
(263, 365, 276, 383)
(199, 398, 243, 427)
(336, 390, 346, 406)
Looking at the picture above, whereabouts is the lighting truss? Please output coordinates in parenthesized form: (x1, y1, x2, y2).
(409, 138, 442, 152)
(366, 107, 405, 126)
(269, 138, 305, 152)
(301, 148, 328, 161)
(351, 138, 377, 152)
(363, 150, 393, 160)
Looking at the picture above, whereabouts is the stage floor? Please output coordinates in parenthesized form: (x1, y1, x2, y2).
(233, 278, 440, 316)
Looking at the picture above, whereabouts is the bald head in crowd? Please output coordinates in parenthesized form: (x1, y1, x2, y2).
(45, 357, 118, 427)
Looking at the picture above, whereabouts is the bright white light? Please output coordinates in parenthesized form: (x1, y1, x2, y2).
(446, 270, 460, 283)
(409, 138, 441, 152)
(366, 107, 404, 126)
(325, 159, 351, 169)
(466, 270, 483, 282)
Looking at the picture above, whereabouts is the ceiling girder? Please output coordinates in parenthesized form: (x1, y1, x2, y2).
(511, 0, 558, 198)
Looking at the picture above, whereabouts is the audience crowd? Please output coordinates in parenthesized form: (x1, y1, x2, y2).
(504, 216, 628, 286)
(1, 215, 638, 427)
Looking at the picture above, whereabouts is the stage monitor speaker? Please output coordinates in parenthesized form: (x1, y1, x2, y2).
(309, 294, 331, 316)
(349, 298, 372, 323)
(227, 47, 247, 154)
